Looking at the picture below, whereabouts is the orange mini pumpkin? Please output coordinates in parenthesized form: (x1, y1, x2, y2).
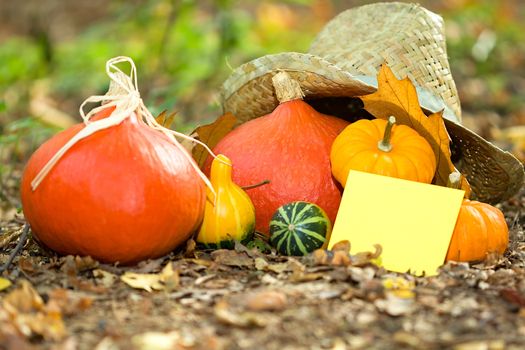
(330, 116, 436, 186)
(446, 199, 509, 262)
(444, 173, 509, 262)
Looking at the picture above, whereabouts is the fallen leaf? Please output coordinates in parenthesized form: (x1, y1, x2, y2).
(382, 276, 416, 299)
(132, 331, 183, 350)
(245, 290, 288, 311)
(349, 266, 377, 283)
(375, 293, 415, 316)
(0, 229, 21, 249)
(393, 331, 425, 348)
(155, 110, 177, 128)
(2, 280, 44, 313)
(2, 280, 68, 341)
(312, 249, 329, 265)
(500, 288, 525, 308)
(188, 258, 213, 267)
(194, 274, 217, 285)
(453, 340, 505, 350)
(332, 240, 351, 252)
(261, 274, 280, 285)
(310, 241, 380, 267)
(60, 255, 99, 277)
(184, 238, 197, 258)
(254, 257, 269, 271)
(0, 277, 12, 291)
(55, 338, 79, 350)
(18, 258, 37, 274)
(131, 258, 166, 275)
(121, 273, 164, 292)
(162, 264, 180, 292)
(352, 244, 382, 267)
(361, 64, 471, 192)
(332, 250, 352, 266)
(310, 241, 351, 266)
(94, 337, 120, 350)
(332, 338, 348, 350)
(191, 112, 239, 168)
(93, 269, 118, 288)
(73, 255, 99, 271)
(266, 262, 290, 274)
(214, 300, 268, 327)
(287, 258, 324, 282)
(120, 263, 178, 292)
(210, 249, 254, 268)
(234, 240, 264, 258)
(47, 288, 93, 316)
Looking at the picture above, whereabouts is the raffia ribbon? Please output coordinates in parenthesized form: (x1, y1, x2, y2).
(31, 56, 217, 198)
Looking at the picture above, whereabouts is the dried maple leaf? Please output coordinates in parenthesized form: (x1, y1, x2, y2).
(155, 110, 177, 128)
(191, 112, 239, 168)
(361, 64, 471, 193)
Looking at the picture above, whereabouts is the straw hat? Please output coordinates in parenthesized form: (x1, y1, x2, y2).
(221, 2, 524, 203)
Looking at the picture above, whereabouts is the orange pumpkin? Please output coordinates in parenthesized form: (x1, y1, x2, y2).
(446, 199, 509, 262)
(330, 116, 436, 187)
(21, 107, 206, 264)
(206, 72, 348, 235)
(445, 172, 509, 262)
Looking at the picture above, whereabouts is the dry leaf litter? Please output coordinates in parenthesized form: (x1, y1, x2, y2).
(1, 187, 524, 350)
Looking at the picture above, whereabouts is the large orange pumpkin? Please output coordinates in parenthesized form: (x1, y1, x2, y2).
(21, 107, 206, 264)
(206, 72, 349, 235)
(445, 199, 509, 262)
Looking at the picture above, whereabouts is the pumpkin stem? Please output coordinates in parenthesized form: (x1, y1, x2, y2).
(377, 116, 396, 152)
(272, 71, 305, 104)
(241, 180, 270, 190)
(447, 171, 462, 189)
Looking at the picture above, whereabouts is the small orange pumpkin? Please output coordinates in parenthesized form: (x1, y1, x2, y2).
(330, 116, 436, 187)
(445, 173, 509, 262)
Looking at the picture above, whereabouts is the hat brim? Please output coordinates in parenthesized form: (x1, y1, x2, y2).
(221, 52, 524, 203)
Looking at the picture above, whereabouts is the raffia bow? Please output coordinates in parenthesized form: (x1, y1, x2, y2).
(31, 56, 217, 198)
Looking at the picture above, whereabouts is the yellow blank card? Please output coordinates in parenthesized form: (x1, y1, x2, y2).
(328, 171, 464, 276)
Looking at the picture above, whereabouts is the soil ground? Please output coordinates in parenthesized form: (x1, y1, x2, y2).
(1, 185, 524, 350)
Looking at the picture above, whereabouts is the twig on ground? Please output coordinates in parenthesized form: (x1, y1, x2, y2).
(0, 223, 30, 273)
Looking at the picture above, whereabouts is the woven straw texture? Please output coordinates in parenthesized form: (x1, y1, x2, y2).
(220, 2, 524, 203)
(222, 53, 375, 122)
(309, 2, 461, 120)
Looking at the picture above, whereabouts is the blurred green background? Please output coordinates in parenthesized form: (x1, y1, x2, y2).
(1, 0, 524, 214)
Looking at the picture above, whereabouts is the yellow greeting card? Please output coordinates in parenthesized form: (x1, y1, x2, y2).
(329, 171, 464, 276)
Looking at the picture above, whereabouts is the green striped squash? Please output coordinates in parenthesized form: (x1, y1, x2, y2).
(269, 201, 332, 256)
